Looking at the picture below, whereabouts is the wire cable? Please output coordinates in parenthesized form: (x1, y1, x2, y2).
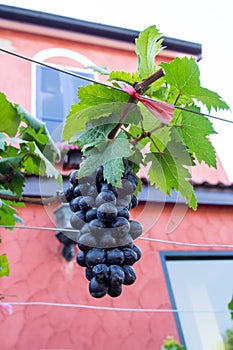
(0, 47, 232, 125)
(2, 224, 233, 249)
(8, 301, 230, 314)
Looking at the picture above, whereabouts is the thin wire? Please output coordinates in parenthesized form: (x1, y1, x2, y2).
(2, 224, 233, 249)
(8, 301, 230, 314)
(0, 47, 232, 125)
(0, 47, 122, 92)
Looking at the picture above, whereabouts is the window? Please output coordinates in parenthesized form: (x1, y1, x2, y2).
(36, 66, 94, 141)
(32, 48, 96, 141)
(161, 252, 233, 350)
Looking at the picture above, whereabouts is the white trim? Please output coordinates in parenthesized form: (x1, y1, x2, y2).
(31, 48, 97, 117)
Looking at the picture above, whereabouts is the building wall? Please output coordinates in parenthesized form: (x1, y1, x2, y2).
(1, 202, 232, 349)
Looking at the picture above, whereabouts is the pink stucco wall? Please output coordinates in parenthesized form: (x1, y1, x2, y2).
(1, 202, 233, 349)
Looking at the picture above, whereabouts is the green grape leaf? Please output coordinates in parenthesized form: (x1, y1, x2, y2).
(8, 170, 25, 197)
(21, 143, 62, 184)
(0, 93, 20, 137)
(136, 25, 163, 79)
(17, 106, 60, 162)
(145, 131, 197, 209)
(78, 138, 133, 186)
(109, 71, 141, 86)
(177, 109, 217, 167)
(103, 158, 125, 186)
(74, 124, 115, 152)
(161, 57, 200, 95)
(0, 200, 21, 229)
(228, 295, 233, 320)
(78, 83, 128, 106)
(192, 86, 230, 112)
(0, 254, 10, 277)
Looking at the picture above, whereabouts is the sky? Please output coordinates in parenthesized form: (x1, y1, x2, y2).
(1, 0, 233, 180)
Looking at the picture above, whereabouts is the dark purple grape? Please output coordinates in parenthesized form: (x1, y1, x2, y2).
(76, 251, 87, 267)
(61, 244, 76, 262)
(85, 267, 93, 281)
(106, 249, 125, 266)
(92, 264, 109, 283)
(116, 195, 132, 208)
(125, 173, 138, 186)
(109, 265, 125, 287)
(129, 220, 143, 239)
(85, 248, 106, 268)
(73, 183, 89, 197)
(95, 190, 116, 207)
(97, 203, 118, 223)
(107, 284, 122, 297)
(69, 170, 79, 186)
(78, 242, 91, 252)
(85, 208, 97, 222)
(87, 185, 98, 198)
(95, 166, 104, 192)
(63, 184, 74, 202)
(130, 194, 138, 209)
(118, 178, 136, 196)
(78, 233, 97, 248)
(89, 277, 108, 298)
(110, 217, 130, 236)
(123, 265, 136, 285)
(69, 196, 82, 212)
(70, 210, 86, 229)
(117, 207, 130, 220)
(79, 196, 95, 211)
(55, 231, 74, 245)
(131, 244, 142, 261)
(89, 219, 106, 235)
(122, 248, 137, 265)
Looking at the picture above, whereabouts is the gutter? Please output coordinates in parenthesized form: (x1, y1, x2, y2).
(0, 5, 202, 59)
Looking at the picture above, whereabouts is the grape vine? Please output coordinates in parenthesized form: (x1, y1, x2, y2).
(60, 24, 229, 298)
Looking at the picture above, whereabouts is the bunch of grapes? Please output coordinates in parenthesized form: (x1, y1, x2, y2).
(59, 160, 143, 298)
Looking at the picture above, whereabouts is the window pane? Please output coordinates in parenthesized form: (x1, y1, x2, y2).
(165, 256, 233, 350)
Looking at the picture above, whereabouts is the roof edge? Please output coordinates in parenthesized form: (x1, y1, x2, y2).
(0, 5, 202, 58)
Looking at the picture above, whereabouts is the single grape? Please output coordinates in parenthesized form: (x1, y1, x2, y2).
(69, 196, 82, 212)
(69, 169, 79, 186)
(89, 219, 106, 235)
(55, 231, 74, 245)
(76, 251, 87, 267)
(77, 242, 91, 252)
(121, 247, 137, 265)
(89, 277, 108, 298)
(85, 248, 106, 268)
(122, 265, 136, 285)
(117, 207, 130, 220)
(107, 284, 122, 297)
(78, 233, 97, 248)
(92, 264, 109, 283)
(131, 244, 142, 261)
(130, 194, 138, 209)
(108, 265, 125, 287)
(87, 185, 98, 198)
(79, 196, 95, 211)
(70, 210, 86, 230)
(73, 183, 89, 197)
(97, 203, 118, 224)
(85, 267, 93, 281)
(110, 217, 130, 237)
(85, 208, 97, 222)
(106, 249, 125, 266)
(129, 220, 143, 240)
(63, 184, 74, 202)
(95, 190, 117, 207)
